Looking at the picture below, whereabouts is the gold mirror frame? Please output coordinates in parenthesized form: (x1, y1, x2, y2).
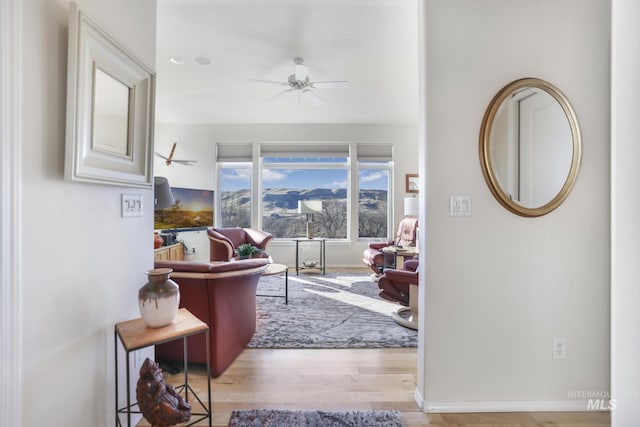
(479, 78, 582, 217)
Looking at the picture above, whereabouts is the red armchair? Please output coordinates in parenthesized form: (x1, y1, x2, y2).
(153, 258, 269, 377)
(207, 228, 272, 261)
(377, 259, 420, 330)
(362, 217, 418, 274)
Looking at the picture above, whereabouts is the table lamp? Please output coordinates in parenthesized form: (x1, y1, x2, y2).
(404, 196, 418, 217)
(298, 200, 322, 239)
(154, 176, 175, 210)
(154, 177, 176, 247)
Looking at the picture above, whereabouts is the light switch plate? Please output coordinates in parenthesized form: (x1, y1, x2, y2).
(450, 195, 471, 217)
(121, 193, 143, 217)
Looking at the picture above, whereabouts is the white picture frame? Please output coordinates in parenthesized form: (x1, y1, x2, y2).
(64, 3, 155, 188)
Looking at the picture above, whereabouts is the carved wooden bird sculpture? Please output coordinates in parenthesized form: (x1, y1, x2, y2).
(136, 358, 192, 426)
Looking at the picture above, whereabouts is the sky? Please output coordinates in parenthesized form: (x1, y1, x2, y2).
(220, 167, 389, 191)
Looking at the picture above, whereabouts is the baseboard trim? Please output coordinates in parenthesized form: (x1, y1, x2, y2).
(413, 388, 426, 411)
(425, 400, 596, 413)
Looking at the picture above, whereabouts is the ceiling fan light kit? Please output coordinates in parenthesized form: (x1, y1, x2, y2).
(293, 57, 308, 81)
(250, 57, 348, 105)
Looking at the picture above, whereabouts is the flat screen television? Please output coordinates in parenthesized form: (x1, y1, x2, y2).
(154, 187, 214, 231)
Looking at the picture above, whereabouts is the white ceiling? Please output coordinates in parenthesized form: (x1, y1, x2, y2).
(155, 0, 419, 124)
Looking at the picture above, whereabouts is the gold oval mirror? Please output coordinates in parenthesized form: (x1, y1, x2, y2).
(479, 78, 582, 217)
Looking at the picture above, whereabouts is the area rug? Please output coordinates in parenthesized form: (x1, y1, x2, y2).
(247, 272, 417, 348)
(228, 409, 407, 427)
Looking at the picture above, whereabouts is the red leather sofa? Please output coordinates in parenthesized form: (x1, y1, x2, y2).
(154, 258, 268, 377)
(207, 228, 272, 261)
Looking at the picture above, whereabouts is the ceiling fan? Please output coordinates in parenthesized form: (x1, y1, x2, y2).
(249, 57, 348, 105)
(155, 142, 197, 166)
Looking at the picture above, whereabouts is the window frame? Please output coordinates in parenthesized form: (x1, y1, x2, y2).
(214, 142, 394, 242)
(216, 161, 253, 228)
(259, 156, 351, 240)
(356, 160, 393, 240)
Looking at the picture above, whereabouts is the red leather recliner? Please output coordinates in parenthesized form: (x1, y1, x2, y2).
(377, 259, 419, 330)
(362, 217, 418, 275)
(154, 258, 269, 377)
(207, 228, 272, 261)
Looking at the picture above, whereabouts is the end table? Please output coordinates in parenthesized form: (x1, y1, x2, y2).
(114, 308, 212, 426)
(293, 237, 326, 275)
(381, 246, 418, 270)
(258, 263, 289, 304)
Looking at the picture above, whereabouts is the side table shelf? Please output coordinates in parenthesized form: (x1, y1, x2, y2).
(293, 238, 326, 275)
(114, 308, 212, 427)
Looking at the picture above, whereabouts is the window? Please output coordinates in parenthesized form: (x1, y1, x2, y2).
(260, 143, 350, 239)
(215, 142, 393, 240)
(216, 143, 253, 228)
(358, 165, 389, 238)
(262, 167, 348, 238)
(357, 143, 392, 238)
(218, 164, 251, 228)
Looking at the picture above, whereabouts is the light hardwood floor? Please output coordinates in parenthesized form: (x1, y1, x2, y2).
(147, 347, 610, 427)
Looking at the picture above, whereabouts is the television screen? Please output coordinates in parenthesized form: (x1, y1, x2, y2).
(154, 187, 214, 231)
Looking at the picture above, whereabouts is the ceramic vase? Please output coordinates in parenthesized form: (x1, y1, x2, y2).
(138, 268, 180, 328)
(153, 232, 163, 249)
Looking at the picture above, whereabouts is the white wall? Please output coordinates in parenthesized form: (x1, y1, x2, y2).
(20, 0, 156, 425)
(8, 0, 624, 424)
(611, 0, 640, 424)
(422, 0, 610, 411)
(1, 1, 23, 425)
(154, 123, 418, 267)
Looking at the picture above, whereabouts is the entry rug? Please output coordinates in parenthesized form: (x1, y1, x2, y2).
(228, 409, 407, 427)
(248, 272, 417, 348)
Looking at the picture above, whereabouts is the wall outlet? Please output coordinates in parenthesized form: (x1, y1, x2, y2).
(553, 338, 567, 359)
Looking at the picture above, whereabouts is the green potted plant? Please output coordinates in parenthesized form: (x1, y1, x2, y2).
(250, 246, 265, 258)
(236, 243, 260, 259)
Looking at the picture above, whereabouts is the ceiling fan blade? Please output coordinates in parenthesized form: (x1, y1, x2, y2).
(172, 160, 197, 166)
(311, 81, 349, 89)
(302, 89, 324, 106)
(249, 79, 288, 86)
(295, 64, 309, 81)
(269, 88, 293, 102)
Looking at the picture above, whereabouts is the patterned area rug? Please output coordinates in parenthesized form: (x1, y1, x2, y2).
(247, 272, 417, 348)
(228, 409, 407, 427)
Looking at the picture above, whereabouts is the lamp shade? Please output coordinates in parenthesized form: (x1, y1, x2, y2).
(404, 197, 418, 217)
(298, 200, 322, 214)
(154, 176, 175, 211)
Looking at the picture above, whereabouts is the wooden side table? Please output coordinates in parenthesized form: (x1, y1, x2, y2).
(381, 246, 418, 270)
(114, 308, 212, 426)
